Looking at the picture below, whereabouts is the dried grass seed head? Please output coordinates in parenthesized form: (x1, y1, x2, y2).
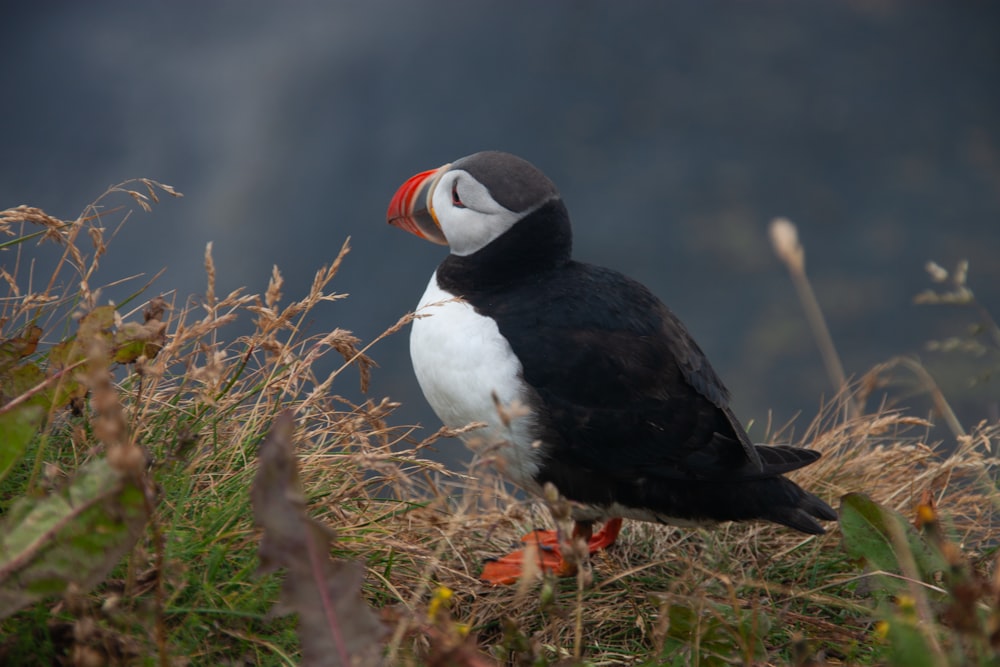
(769, 217, 805, 273)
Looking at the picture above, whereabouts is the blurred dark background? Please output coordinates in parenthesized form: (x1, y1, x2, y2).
(3, 2, 998, 458)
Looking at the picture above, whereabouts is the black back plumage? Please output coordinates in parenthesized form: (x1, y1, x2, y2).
(436, 179, 836, 534)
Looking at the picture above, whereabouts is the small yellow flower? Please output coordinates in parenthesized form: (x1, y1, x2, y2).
(916, 503, 936, 528)
(874, 620, 890, 640)
(428, 586, 453, 621)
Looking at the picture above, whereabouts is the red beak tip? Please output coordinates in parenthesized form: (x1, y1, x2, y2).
(387, 165, 448, 245)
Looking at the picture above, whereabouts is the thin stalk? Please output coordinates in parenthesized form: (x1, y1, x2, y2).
(769, 218, 860, 420)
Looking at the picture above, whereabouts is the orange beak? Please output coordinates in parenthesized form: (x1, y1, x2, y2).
(386, 164, 450, 245)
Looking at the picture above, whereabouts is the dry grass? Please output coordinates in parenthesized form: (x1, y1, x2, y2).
(0, 186, 997, 666)
(379, 404, 998, 664)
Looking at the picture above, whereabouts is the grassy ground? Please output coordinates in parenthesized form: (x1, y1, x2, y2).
(0, 185, 997, 665)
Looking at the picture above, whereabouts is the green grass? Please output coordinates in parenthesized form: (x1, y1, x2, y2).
(1, 185, 998, 665)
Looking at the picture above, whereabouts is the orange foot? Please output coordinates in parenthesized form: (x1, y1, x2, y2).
(480, 518, 623, 585)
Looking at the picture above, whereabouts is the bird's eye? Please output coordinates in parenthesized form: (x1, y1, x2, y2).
(451, 181, 465, 208)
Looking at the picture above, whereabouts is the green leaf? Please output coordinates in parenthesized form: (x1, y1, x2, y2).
(839, 493, 948, 587)
(0, 353, 47, 403)
(112, 319, 165, 364)
(0, 325, 42, 374)
(47, 338, 84, 372)
(0, 403, 45, 486)
(0, 458, 149, 620)
(647, 602, 758, 667)
(884, 617, 939, 667)
(77, 306, 116, 340)
(48, 307, 115, 371)
(0, 333, 52, 484)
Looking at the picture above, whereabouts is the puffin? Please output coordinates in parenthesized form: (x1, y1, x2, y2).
(386, 151, 836, 585)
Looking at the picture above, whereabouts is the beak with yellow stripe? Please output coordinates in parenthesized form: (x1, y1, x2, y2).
(386, 164, 450, 246)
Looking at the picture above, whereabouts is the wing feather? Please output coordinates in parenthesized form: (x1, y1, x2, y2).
(481, 262, 763, 480)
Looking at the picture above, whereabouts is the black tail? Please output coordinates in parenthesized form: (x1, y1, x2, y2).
(554, 444, 838, 534)
(750, 444, 837, 534)
(706, 445, 837, 534)
(760, 477, 838, 534)
(754, 444, 822, 476)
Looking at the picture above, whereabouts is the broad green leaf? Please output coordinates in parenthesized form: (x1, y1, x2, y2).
(645, 602, 758, 667)
(884, 616, 938, 667)
(77, 306, 116, 339)
(0, 354, 46, 400)
(840, 493, 948, 586)
(0, 404, 45, 485)
(48, 307, 115, 371)
(0, 338, 50, 483)
(0, 458, 148, 620)
(0, 325, 42, 374)
(47, 338, 84, 371)
(113, 319, 166, 364)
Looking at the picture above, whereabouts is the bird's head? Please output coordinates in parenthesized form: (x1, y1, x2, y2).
(387, 151, 564, 257)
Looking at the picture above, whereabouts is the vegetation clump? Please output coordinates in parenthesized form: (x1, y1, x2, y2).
(0, 187, 997, 665)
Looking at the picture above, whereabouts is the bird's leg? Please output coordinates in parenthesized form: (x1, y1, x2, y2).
(586, 516, 623, 551)
(479, 518, 623, 585)
(573, 519, 594, 543)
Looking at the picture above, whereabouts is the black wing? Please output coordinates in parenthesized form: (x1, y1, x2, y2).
(479, 262, 765, 481)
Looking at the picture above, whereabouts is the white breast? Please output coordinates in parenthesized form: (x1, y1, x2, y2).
(409, 272, 543, 490)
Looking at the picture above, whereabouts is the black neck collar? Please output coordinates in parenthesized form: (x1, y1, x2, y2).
(436, 199, 573, 296)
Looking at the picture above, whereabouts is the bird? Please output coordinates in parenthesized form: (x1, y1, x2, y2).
(386, 151, 837, 585)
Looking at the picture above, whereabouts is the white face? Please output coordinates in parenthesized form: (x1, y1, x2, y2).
(430, 168, 526, 256)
